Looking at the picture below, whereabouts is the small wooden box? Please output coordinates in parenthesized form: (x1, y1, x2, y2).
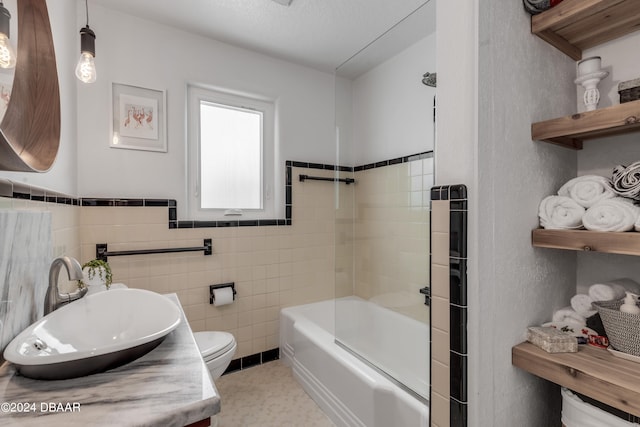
(619, 78, 640, 103)
(527, 326, 578, 353)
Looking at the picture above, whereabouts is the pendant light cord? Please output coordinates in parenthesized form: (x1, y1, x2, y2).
(85, 0, 89, 27)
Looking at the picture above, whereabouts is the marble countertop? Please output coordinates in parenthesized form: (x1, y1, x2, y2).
(0, 294, 220, 427)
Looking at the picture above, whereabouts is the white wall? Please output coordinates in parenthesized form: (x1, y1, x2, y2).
(0, 0, 78, 195)
(335, 75, 354, 166)
(576, 32, 640, 292)
(435, 1, 479, 420)
(438, 0, 579, 425)
(351, 34, 436, 165)
(576, 32, 640, 113)
(77, 4, 336, 217)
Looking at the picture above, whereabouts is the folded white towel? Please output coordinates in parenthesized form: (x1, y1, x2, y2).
(612, 162, 640, 201)
(538, 196, 585, 229)
(588, 279, 640, 302)
(552, 306, 586, 326)
(570, 294, 595, 318)
(558, 175, 615, 208)
(582, 198, 639, 232)
(589, 283, 626, 302)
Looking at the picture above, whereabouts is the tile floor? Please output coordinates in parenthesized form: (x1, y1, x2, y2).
(214, 360, 336, 427)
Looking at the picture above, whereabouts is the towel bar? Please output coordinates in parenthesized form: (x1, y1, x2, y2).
(96, 239, 212, 261)
(299, 174, 355, 184)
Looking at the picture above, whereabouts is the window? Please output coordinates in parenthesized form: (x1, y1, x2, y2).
(187, 85, 278, 220)
(200, 102, 262, 209)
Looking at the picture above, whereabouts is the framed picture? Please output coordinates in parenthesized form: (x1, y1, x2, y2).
(110, 83, 167, 152)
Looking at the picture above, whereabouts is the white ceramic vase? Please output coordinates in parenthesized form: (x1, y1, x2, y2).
(574, 56, 609, 112)
(82, 266, 108, 288)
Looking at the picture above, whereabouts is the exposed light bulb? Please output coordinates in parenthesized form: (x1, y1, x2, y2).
(75, 52, 96, 83)
(76, 24, 96, 83)
(0, 2, 16, 69)
(0, 33, 15, 69)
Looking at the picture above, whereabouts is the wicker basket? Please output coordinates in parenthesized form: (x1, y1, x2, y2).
(618, 78, 640, 103)
(593, 299, 640, 357)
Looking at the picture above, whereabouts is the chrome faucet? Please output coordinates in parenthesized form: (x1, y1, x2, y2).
(44, 256, 87, 315)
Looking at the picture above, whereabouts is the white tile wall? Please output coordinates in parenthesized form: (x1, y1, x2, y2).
(78, 167, 336, 358)
(352, 159, 432, 323)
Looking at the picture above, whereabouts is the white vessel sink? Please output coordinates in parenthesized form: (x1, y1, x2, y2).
(3, 288, 181, 380)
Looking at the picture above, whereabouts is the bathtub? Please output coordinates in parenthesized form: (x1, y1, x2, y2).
(280, 296, 429, 427)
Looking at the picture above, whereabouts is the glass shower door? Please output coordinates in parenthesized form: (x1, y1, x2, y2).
(333, 0, 436, 402)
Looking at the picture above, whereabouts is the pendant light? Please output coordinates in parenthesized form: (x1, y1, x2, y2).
(75, 0, 96, 83)
(0, 1, 16, 69)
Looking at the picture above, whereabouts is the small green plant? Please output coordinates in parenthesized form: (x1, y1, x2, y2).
(78, 259, 113, 289)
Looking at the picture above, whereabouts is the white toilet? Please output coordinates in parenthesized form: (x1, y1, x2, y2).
(194, 331, 237, 380)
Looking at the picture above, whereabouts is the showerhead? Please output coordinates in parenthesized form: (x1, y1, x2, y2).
(422, 72, 436, 87)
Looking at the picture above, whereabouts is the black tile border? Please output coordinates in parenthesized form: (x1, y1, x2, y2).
(450, 258, 467, 306)
(430, 184, 468, 427)
(0, 180, 83, 206)
(221, 347, 280, 376)
(240, 352, 261, 369)
(451, 399, 469, 427)
(353, 150, 433, 172)
(450, 351, 468, 402)
(0, 150, 434, 229)
(450, 305, 467, 355)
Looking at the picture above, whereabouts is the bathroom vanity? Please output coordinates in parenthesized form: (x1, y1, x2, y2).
(0, 294, 220, 427)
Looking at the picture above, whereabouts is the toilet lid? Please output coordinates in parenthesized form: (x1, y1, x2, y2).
(194, 331, 236, 360)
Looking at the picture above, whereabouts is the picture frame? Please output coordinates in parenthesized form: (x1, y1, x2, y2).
(110, 83, 167, 152)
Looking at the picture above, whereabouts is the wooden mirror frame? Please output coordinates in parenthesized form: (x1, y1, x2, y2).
(0, 0, 60, 172)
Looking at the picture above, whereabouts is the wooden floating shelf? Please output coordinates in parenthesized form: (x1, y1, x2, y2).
(513, 342, 640, 417)
(532, 228, 640, 256)
(531, 99, 640, 149)
(531, 0, 640, 60)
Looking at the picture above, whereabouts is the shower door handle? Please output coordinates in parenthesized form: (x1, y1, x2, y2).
(419, 287, 430, 306)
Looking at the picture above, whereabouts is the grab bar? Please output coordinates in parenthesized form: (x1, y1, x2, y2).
(299, 174, 355, 184)
(96, 239, 212, 261)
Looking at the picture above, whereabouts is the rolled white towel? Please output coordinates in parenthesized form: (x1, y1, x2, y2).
(612, 162, 640, 201)
(582, 198, 639, 232)
(552, 306, 586, 327)
(609, 278, 640, 294)
(558, 175, 615, 208)
(589, 283, 626, 302)
(570, 294, 595, 318)
(538, 196, 585, 230)
(588, 278, 640, 302)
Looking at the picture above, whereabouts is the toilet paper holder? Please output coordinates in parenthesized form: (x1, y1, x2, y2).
(209, 282, 236, 304)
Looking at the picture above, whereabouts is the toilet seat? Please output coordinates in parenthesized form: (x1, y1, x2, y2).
(195, 331, 236, 362)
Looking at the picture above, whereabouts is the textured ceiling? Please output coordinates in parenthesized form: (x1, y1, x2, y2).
(89, 0, 434, 72)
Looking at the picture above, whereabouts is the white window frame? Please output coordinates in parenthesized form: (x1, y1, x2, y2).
(187, 84, 279, 221)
